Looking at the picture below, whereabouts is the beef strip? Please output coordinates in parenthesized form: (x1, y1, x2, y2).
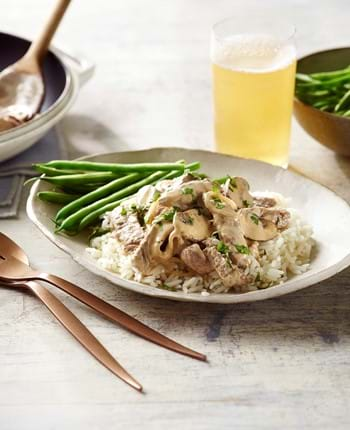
(253, 196, 277, 208)
(180, 244, 213, 274)
(111, 212, 145, 253)
(204, 244, 248, 288)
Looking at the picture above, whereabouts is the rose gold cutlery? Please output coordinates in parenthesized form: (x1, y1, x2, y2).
(0, 233, 205, 361)
(0, 0, 71, 131)
(0, 232, 206, 390)
(1, 279, 142, 391)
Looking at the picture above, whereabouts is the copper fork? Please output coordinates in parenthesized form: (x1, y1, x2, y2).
(0, 232, 206, 361)
(0, 279, 142, 391)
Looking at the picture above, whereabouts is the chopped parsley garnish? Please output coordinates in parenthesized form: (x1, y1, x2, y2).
(212, 180, 221, 193)
(188, 171, 208, 180)
(212, 196, 225, 209)
(250, 213, 260, 225)
(217, 241, 230, 254)
(162, 208, 176, 221)
(216, 241, 233, 268)
(181, 187, 194, 196)
(234, 244, 250, 255)
(152, 190, 161, 202)
(155, 208, 177, 224)
(89, 226, 111, 240)
(242, 199, 251, 208)
(120, 207, 127, 216)
(182, 215, 194, 225)
(160, 283, 176, 292)
(128, 203, 148, 226)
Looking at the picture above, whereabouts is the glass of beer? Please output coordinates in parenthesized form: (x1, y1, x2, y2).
(211, 18, 296, 167)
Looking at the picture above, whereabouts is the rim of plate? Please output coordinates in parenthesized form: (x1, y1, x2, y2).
(26, 148, 350, 304)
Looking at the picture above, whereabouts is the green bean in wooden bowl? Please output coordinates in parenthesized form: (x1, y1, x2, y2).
(294, 47, 350, 156)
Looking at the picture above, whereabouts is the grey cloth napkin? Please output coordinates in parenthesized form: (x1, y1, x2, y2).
(0, 126, 67, 218)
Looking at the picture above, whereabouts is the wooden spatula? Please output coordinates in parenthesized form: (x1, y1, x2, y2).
(0, 0, 71, 132)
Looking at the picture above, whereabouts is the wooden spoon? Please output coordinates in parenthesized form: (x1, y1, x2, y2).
(0, 0, 71, 132)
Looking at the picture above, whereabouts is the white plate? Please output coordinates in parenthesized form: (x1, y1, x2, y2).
(26, 148, 350, 304)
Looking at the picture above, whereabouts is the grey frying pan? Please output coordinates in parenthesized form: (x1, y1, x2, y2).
(0, 32, 93, 162)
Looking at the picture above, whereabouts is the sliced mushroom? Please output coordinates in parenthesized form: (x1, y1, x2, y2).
(158, 179, 212, 210)
(238, 208, 277, 241)
(238, 207, 291, 241)
(202, 191, 237, 216)
(173, 209, 210, 242)
(132, 222, 176, 273)
(212, 213, 247, 247)
(225, 177, 253, 208)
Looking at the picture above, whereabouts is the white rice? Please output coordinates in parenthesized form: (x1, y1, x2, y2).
(86, 192, 315, 295)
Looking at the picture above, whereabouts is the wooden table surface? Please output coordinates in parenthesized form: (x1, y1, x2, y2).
(1, 1, 350, 429)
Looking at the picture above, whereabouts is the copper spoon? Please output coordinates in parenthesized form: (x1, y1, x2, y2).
(0, 0, 71, 132)
(1, 280, 142, 391)
(0, 232, 206, 361)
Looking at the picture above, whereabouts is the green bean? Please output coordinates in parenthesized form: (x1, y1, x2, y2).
(41, 171, 120, 186)
(296, 73, 319, 84)
(42, 160, 185, 174)
(296, 73, 350, 91)
(335, 89, 350, 112)
(306, 89, 331, 97)
(55, 172, 145, 224)
(56, 171, 169, 232)
(33, 164, 86, 176)
(60, 184, 105, 194)
(76, 162, 201, 232)
(163, 161, 200, 179)
(310, 66, 350, 80)
(312, 99, 337, 108)
(295, 66, 350, 117)
(38, 191, 80, 204)
(76, 172, 176, 232)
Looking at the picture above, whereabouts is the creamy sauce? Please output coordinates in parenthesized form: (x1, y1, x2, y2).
(0, 69, 43, 131)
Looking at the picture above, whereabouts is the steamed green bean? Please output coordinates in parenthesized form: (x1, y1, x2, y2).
(38, 191, 80, 204)
(57, 170, 170, 232)
(295, 66, 350, 117)
(76, 162, 201, 232)
(42, 160, 185, 174)
(55, 172, 145, 224)
(41, 172, 120, 186)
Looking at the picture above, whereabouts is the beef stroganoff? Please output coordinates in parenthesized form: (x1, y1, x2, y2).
(87, 173, 314, 294)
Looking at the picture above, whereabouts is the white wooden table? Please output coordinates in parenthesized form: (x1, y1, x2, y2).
(1, 1, 350, 429)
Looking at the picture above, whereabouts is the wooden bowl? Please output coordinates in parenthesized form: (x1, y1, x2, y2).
(294, 47, 350, 156)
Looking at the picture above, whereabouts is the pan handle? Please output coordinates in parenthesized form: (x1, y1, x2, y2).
(51, 45, 95, 87)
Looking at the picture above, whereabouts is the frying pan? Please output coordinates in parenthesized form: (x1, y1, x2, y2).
(0, 32, 94, 162)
